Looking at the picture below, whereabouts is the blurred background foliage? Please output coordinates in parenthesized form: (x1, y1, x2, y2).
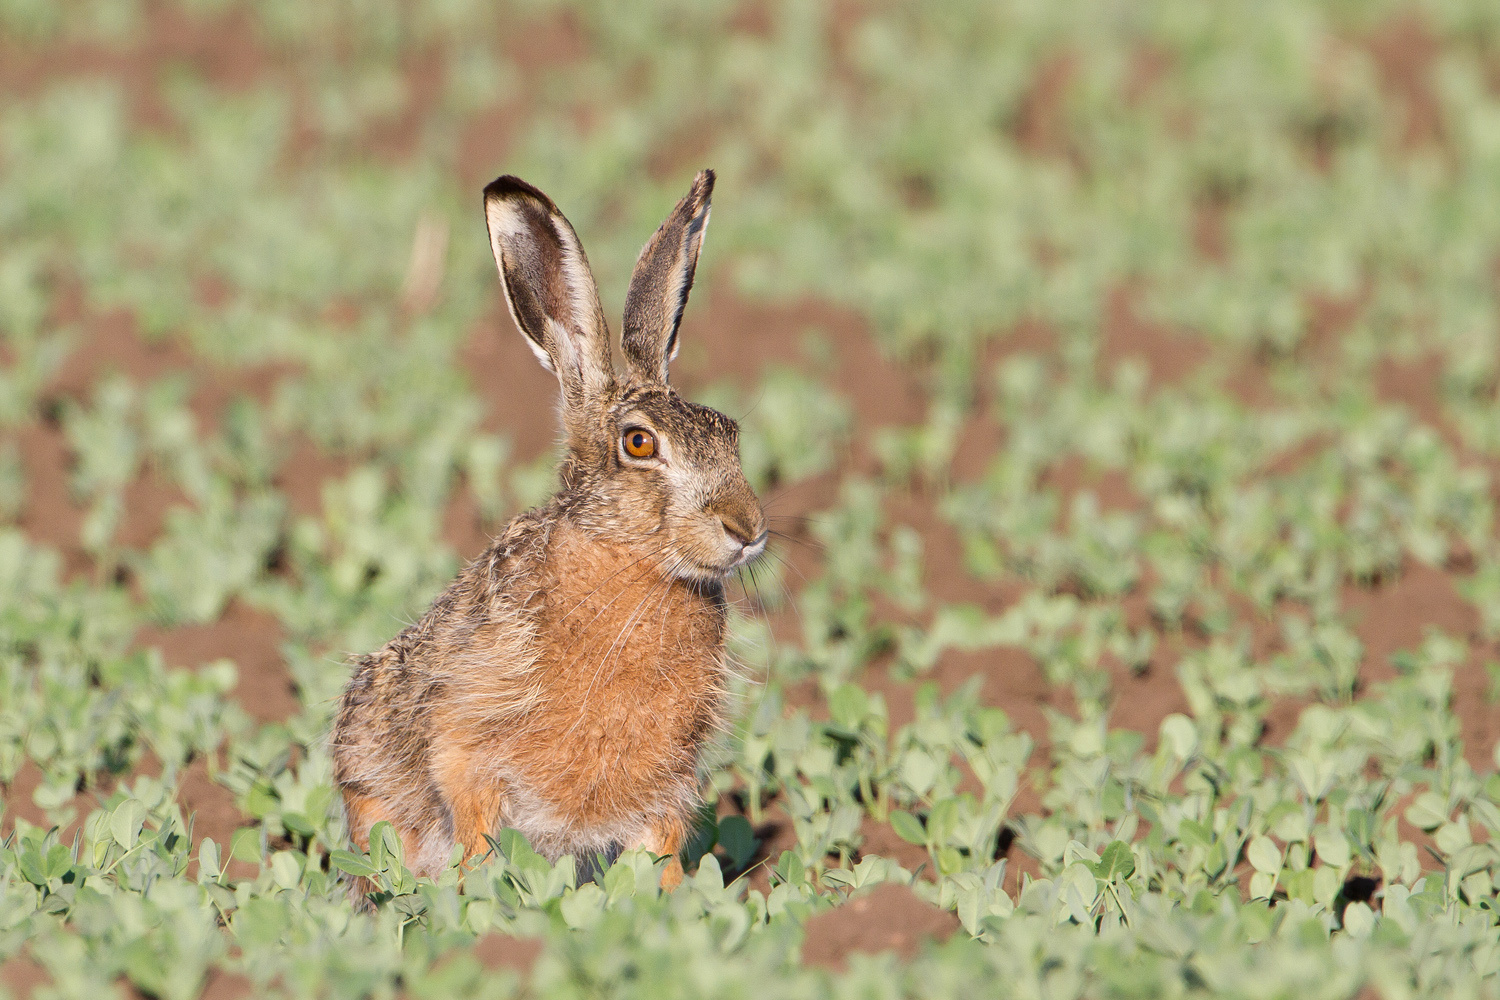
(5, 0, 1500, 997)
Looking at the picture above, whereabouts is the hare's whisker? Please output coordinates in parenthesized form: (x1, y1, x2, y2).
(766, 529, 823, 554)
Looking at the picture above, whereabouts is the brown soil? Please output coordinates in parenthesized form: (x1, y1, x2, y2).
(1100, 286, 1209, 389)
(1012, 52, 1077, 162)
(459, 10, 589, 187)
(135, 599, 297, 723)
(1343, 562, 1480, 685)
(45, 304, 287, 433)
(0, 1, 274, 132)
(676, 277, 928, 439)
(274, 437, 356, 522)
(800, 882, 959, 969)
(12, 421, 91, 579)
(730, 799, 802, 898)
(1192, 197, 1230, 263)
(855, 816, 934, 880)
(15, 301, 298, 583)
(1343, 561, 1496, 769)
(1364, 13, 1445, 152)
(177, 756, 251, 852)
(473, 933, 545, 976)
(199, 970, 254, 1000)
(1374, 351, 1450, 438)
(461, 311, 566, 465)
(0, 951, 48, 1000)
(1043, 456, 1142, 522)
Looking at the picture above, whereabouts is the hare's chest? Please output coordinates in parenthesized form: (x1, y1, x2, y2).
(511, 534, 727, 830)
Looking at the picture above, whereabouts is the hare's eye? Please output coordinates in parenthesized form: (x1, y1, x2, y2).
(622, 428, 657, 459)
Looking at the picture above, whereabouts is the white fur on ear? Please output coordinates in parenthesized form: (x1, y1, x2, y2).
(483, 175, 613, 400)
(544, 316, 580, 382)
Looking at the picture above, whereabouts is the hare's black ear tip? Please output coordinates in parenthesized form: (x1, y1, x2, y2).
(693, 168, 716, 199)
(483, 174, 549, 206)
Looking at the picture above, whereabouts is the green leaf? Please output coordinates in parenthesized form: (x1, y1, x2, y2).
(820, 867, 856, 888)
(330, 850, 378, 878)
(282, 812, 316, 838)
(603, 857, 636, 904)
(717, 815, 758, 870)
(198, 838, 221, 880)
(270, 851, 302, 890)
(110, 798, 146, 849)
(229, 827, 262, 864)
(889, 810, 928, 846)
(369, 820, 401, 871)
(828, 682, 869, 731)
(1342, 901, 1375, 937)
(1094, 840, 1135, 882)
(243, 781, 279, 820)
(17, 848, 46, 887)
(559, 883, 604, 930)
(774, 851, 805, 886)
(1404, 793, 1448, 831)
(42, 843, 71, 881)
(1247, 836, 1282, 875)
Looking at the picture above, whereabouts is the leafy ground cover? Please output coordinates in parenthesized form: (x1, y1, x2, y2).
(4, 0, 1500, 996)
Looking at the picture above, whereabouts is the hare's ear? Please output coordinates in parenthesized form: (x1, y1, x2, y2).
(621, 169, 714, 385)
(483, 176, 614, 406)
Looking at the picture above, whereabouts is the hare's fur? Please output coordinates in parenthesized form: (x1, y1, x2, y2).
(330, 170, 764, 899)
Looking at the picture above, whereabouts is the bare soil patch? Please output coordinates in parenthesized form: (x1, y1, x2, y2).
(1101, 286, 1210, 389)
(135, 599, 297, 723)
(1343, 561, 1495, 768)
(199, 970, 254, 1000)
(0, 951, 48, 1000)
(800, 882, 959, 969)
(1012, 52, 1077, 162)
(1374, 351, 1449, 437)
(461, 311, 564, 466)
(1364, 13, 1445, 152)
(459, 10, 589, 187)
(676, 277, 928, 440)
(473, 933, 545, 976)
(275, 437, 355, 522)
(13, 421, 91, 579)
(854, 816, 934, 878)
(1343, 562, 1480, 685)
(177, 756, 250, 850)
(0, 0, 273, 131)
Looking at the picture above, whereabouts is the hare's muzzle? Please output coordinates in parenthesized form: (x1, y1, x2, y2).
(705, 485, 766, 572)
(719, 516, 768, 567)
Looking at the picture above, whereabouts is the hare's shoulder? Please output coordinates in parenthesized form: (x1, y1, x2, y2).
(461, 506, 555, 597)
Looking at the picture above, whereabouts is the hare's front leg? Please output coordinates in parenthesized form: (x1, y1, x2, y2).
(433, 747, 506, 865)
(631, 815, 688, 891)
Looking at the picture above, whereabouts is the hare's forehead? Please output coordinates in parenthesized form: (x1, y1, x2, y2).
(613, 392, 739, 454)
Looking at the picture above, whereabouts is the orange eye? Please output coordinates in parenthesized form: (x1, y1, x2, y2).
(623, 428, 657, 459)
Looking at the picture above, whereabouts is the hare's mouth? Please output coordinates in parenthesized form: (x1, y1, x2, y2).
(670, 528, 767, 583)
(729, 531, 768, 568)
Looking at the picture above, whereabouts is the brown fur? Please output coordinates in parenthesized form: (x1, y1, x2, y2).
(330, 170, 763, 902)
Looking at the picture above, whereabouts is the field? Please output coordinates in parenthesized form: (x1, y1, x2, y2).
(4, 0, 1500, 996)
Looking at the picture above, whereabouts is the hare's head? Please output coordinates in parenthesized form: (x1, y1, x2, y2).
(483, 170, 765, 584)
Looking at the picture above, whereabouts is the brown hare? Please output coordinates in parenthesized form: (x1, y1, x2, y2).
(330, 170, 766, 901)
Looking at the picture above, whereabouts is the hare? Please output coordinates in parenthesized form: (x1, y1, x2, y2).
(329, 169, 766, 901)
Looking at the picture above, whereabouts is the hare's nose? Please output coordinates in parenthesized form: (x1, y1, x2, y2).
(718, 515, 767, 550)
